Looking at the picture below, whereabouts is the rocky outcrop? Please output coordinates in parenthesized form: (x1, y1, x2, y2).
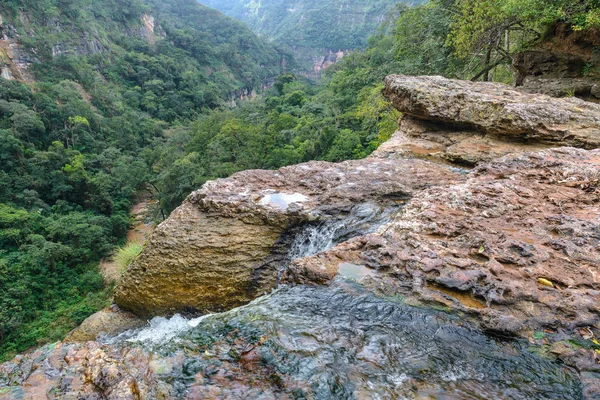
(381, 75, 600, 164)
(513, 50, 600, 101)
(0, 15, 36, 82)
(513, 23, 600, 101)
(4, 74, 599, 398)
(285, 147, 600, 336)
(115, 74, 600, 328)
(114, 158, 463, 317)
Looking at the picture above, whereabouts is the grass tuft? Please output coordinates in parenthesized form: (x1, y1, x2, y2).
(113, 243, 143, 273)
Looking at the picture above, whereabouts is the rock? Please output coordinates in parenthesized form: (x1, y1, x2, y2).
(64, 305, 145, 342)
(372, 116, 551, 166)
(383, 75, 600, 150)
(0, 283, 590, 398)
(518, 77, 600, 101)
(285, 147, 600, 336)
(6, 74, 600, 396)
(513, 50, 587, 81)
(115, 158, 463, 317)
(0, 342, 174, 399)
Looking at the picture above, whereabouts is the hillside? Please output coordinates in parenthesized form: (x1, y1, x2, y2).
(0, 0, 291, 112)
(0, 0, 292, 360)
(197, 0, 424, 73)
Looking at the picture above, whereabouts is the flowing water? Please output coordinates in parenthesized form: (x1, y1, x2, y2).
(107, 202, 584, 399)
(110, 281, 582, 399)
(287, 202, 395, 260)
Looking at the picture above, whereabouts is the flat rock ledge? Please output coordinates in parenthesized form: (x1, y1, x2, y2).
(380, 75, 600, 165)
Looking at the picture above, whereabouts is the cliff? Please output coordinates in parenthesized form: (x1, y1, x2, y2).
(0, 0, 289, 102)
(197, 0, 419, 73)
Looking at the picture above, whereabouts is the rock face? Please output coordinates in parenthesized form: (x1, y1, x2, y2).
(381, 75, 600, 164)
(285, 147, 600, 336)
(513, 23, 600, 101)
(64, 305, 145, 343)
(115, 158, 463, 317)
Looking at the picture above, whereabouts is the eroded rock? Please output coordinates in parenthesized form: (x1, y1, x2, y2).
(64, 305, 145, 343)
(383, 75, 600, 155)
(5, 74, 600, 397)
(372, 116, 552, 166)
(115, 158, 462, 317)
(285, 147, 600, 338)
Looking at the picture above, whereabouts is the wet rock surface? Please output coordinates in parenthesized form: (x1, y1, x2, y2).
(285, 147, 600, 337)
(0, 283, 588, 399)
(115, 158, 462, 317)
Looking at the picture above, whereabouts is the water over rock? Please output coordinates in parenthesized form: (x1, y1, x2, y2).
(285, 147, 600, 337)
(0, 283, 589, 399)
(114, 158, 462, 317)
(3, 75, 600, 398)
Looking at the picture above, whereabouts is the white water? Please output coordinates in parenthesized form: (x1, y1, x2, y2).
(106, 314, 213, 346)
(287, 202, 392, 260)
(112, 202, 395, 346)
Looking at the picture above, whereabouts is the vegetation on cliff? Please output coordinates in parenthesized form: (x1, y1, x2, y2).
(0, 0, 291, 359)
(197, 0, 425, 69)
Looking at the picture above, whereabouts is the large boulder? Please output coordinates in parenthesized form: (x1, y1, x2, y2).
(382, 75, 600, 164)
(114, 158, 462, 317)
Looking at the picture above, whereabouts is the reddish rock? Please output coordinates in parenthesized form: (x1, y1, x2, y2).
(115, 157, 462, 317)
(286, 147, 600, 337)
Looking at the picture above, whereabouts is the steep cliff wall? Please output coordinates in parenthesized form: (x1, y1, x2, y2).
(0, 0, 289, 101)
(197, 0, 423, 72)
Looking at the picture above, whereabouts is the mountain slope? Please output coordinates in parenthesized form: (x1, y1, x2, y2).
(0, 0, 292, 361)
(197, 0, 423, 72)
(0, 0, 291, 113)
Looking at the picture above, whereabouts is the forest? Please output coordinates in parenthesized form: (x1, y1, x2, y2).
(197, 0, 421, 68)
(0, 0, 598, 360)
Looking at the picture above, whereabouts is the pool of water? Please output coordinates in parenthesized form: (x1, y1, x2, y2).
(258, 192, 309, 210)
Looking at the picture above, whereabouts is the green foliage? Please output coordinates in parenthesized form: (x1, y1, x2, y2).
(113, 242, 143, 274)
(445, 0, 600, 80)
(0, 0, 291, 360)
(198, 0, 425, 69)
